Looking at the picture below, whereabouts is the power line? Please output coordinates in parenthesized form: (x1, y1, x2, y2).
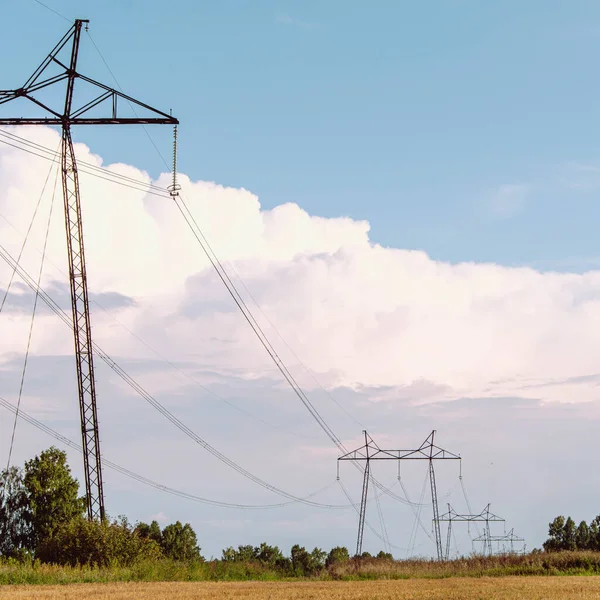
(224, 262, 365, 429)
(0, 243, 350, 510)
(0, 204, 318, 443)
(89, 301, 319, 441)
(6, 161, 59, 470)
(0, 141, 59, 317)
(336, 478, 407, 553)
(0, 395, 333, 510)
(174, 192, 346, 451)
(0, 127, 365, 432)
(31, 0, 70, 22)
(0, 131, 171, 198)
(0, 108, 424, 516)
(372, 468, 391, 554)
(0, 125, 422, 515)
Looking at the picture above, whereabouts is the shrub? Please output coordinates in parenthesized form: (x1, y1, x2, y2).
(36, 516, 162, 566)
(326, 546, 350, 567)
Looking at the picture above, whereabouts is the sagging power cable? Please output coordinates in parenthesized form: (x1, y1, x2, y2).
(0, 207, 317, 442)
(0, 395, 333, 510)
(0, 125, 427, 512)
(0, 243, 350, 510)
(6, 162, 59, 470)
(172, 191, 427, 511)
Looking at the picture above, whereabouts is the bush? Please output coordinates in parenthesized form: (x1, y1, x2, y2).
(290, 544, 326, 576)
(326, 546, 350, 567)
(36, 516, 162, 566)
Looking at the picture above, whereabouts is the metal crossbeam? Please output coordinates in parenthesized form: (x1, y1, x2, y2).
(0, 18, 178, 520)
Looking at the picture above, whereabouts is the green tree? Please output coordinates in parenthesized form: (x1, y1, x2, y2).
(544, 516, 565, 551)
(325, 546, 350, 567)
(309, 547, 327, 571)
(0, 466, 34, 557)
(160, 521, 201, 561)
(36, 516, 162, 566)
(376, 550, 393, 560)
(23, 447, 85, 545)
(290, 544, 310, 575)
(562, 517, 577, 551)
(255, 542, 285, 566)
(590, 516, 600, 551)
(290, 544, 326, 576)
(576, 521, 590, 550)
(135, 520, 162, 545)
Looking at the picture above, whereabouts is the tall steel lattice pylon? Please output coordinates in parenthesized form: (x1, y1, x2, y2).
(338, 430, 461, 559)
(0, 19, 178, 520)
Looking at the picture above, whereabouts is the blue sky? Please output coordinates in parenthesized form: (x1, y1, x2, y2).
(4, 1, 600, 558)
(5, 0, 600, 269)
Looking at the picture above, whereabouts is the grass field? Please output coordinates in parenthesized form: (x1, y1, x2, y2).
(3, 577, 600, 599)
(4, 551, 600, 585)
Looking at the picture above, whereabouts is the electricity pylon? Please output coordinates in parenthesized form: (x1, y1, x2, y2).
(438, 503, 505, 559)
(472, 527, 525, 556)
(338, 430, 461, 559)
(0, 19, 178, 520)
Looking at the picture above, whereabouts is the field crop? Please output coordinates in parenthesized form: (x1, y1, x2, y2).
(3, 577, 600, 599)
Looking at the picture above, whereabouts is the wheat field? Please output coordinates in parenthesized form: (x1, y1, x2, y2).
(2, 577, 600, 599)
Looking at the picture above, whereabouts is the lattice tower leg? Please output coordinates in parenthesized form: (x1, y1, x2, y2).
(356, 458, 370, 556)
(445, 520, 452, 561)
(62, 126, 105, 521)
(429, 459, 443, 560)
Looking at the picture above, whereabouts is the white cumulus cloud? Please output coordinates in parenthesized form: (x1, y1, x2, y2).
(1, 127, 599, 410)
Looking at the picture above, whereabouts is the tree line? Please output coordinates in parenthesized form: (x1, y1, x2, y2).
(0, 446, 390, 570)
(9, 446, 598, 568)
(544, 515, 600, 552)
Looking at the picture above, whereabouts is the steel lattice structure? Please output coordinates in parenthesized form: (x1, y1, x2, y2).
(0, 19, 178, 520)
(472, 527, 526, 556)
(338, 430, 460, 559)
(438, 503, 505, 559)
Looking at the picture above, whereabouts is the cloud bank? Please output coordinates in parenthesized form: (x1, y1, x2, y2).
(1, 127, 600, 555)
(2, 127, 599, 406)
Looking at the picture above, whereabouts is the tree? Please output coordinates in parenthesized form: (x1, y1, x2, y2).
(255, 542, 285, 566)
(222, 544, 255, 562)
(135, 520, 162, 546)
(325, 546, 350, 567)
(576, 521, 590, 550)
(562, 517, 577, 551)
(290, 544, 326, 576)
(376, 550, 393, 560)
(590, 516, 600, 551)
(0, 466, 34, 557)
(160, 521, 201, 561)
(544, 516, 565, 551)
(36, 516, 162, 566)
(23, 447, 85, 545)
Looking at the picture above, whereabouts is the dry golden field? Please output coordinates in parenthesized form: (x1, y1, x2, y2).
(3, 577, 600, 600)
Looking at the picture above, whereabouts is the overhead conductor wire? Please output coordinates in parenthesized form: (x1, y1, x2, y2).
(5, 163, 58, 469)
(0, 41, 431, 540)
(0, 131, 425, 514)
(0, 395, 333, 510)
(0, 243, 349, 510)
